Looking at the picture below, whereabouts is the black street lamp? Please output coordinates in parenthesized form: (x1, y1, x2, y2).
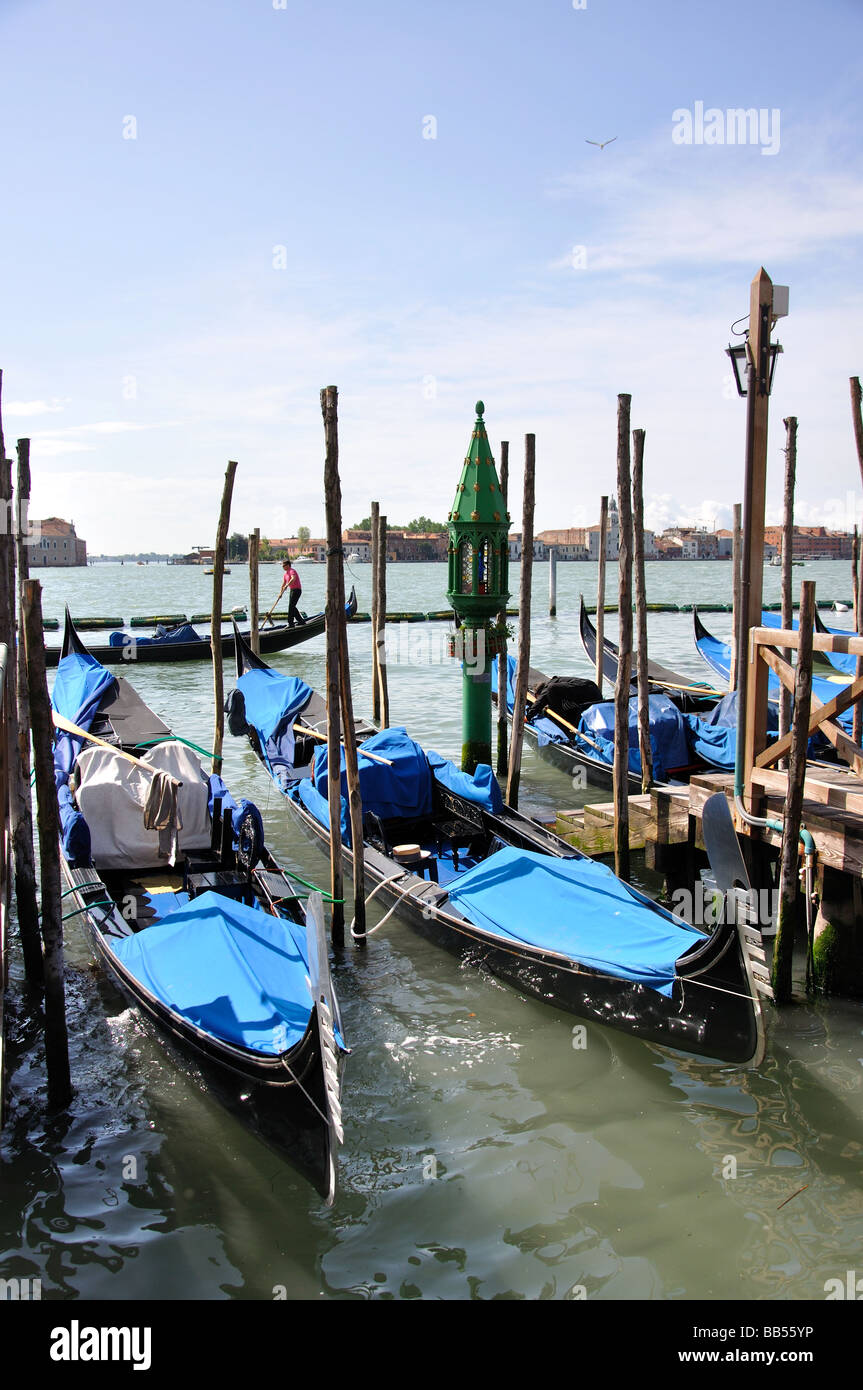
(726, 334, 783, 398)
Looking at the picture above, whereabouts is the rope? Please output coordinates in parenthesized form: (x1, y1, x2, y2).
(350, 870, 437, 940)
(62, 899, 115, 920)
(137, 735, 217, 760)
(280, 1056, 331, 1126)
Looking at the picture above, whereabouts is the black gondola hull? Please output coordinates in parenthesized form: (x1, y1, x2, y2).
(283, 791, 760, 1066)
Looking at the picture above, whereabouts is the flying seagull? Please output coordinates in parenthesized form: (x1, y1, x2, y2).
(586, 137, 617, 150)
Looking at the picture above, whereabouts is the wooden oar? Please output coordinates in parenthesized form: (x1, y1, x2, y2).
(262, 590, 286, 628)
(525, 690, 609, 755)
(293, 722, 393, 767)
(52, 711, 176, 776)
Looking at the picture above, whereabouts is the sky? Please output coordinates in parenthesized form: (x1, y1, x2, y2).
(1, 0, 862, 552)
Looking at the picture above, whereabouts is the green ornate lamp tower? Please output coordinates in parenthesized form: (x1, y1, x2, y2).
(446, 401, 510, 773)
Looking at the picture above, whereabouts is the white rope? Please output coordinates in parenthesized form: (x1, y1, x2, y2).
(350, 870, 439, 940)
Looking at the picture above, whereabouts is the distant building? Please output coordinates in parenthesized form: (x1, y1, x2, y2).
(31, 517, 86, 566)
(763, 526, 852, 560)
(385, 531, 448, 562)
(267, 536, 327, 562)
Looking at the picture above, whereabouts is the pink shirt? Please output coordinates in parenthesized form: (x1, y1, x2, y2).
(282, 567, 301, 590)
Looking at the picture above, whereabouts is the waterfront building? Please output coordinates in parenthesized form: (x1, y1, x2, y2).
(31, 517, 86, 566)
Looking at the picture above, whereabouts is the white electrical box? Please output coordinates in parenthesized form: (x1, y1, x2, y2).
(772, 285, 790, 318)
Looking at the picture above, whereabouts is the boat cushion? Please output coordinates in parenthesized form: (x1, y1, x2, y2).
(446, 846, 704, 997)
(76, 741, 213, 869)
(111, 890, 313, 1055)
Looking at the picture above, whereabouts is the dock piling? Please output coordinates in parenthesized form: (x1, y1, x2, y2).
(22, 579, 72, 1108)
(595, 496, 608, 697)
(322, 386, 346, 946)
(506, 435, 535, 810)
(613, 397, 633, 881)
(632, 427, 653, 793)
(772, 579, 815, 1002)
(496, 441, 509, 776)
(211, 460, 238, 777)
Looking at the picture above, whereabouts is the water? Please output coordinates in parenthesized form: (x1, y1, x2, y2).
(3, 560, 862, 1302)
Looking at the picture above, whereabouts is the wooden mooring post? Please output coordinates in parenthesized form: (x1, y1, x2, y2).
(548, 546, 557, 618)
(249, 527, 260, 656)
(10, 439, 41, 983)
(322, 387, 365, 941)
(779, 418, 797, 750)
(851, 380, 863, 748)
(322, 387, 347, 947)
(496, 440, 509, 776)
(374, 510, 389, 728)
(23, 580, 72, 1108)
(506, 435, 535, 810)
(730, 502, 742, 691)
(613, 397, 633, 880)
(632, 427, 653, 793)
(370, 500, 381, 722)
(595, 495, 608, 697)
(772, 580, 814, 1002)
(211, 460, 238, 778)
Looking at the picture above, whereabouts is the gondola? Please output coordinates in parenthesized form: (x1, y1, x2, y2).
(44, 589, 357, 668)
(491, 655, 705, 791)
(227, 623, 772, 1065)
(693, 609, 852, 702)
(579, 597, 722, 710)
(51, 612, 348, 1202)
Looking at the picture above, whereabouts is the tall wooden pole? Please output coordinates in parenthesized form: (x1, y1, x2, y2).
(249, 527, 260, 656)
(370, 501, 381, 722)
(10, 438, 41, 983)
(740, 269, 775, 803)
(496, 442, 510, 776)
(595, 496, 608, 696)
(779, 418, 797, 750)
(850, 381, 863, 748)
(852, 527, 859, 627)
(375, 514, 389, 727)
(632, 428, 653, 792)
(23, 580, 72, 1108)
(506, 435, 535, 810)
(772, 579, 815, 1003)
(613, 397, 633, 881)
(211, 460, 238, 778)
(548, 546, 557, 618)
(730, 502, 742, 690)
(322, 387, 362, 942)
(322, 387, 345, 946)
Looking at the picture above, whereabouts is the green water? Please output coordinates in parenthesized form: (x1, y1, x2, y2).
(2, 561, 862, 1302)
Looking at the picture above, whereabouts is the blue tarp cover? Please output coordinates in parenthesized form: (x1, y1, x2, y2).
(109, 623, 203, 648)
(112, 890, 313, 1054)
(492, 654, 517, 713)
(293, 778, 351, 846)
(51, 649, 117, 787)
(697, 623, 854, 731)
(314, 727, 433, 822)
(446, 847, 704, 996)
(426, 750, 504, 813)
(236, 669, 313, 774)
(578, 693, 690, 782)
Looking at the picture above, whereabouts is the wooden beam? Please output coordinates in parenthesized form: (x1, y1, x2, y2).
(322, 386, 345, 946)
(755, 669, 863, 768)
(506, 435, 535, 810)
(211, 460, 238, 777)
(595, 495, 608, 697)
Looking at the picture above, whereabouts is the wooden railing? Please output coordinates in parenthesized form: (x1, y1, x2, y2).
(744, 626, 863, 789)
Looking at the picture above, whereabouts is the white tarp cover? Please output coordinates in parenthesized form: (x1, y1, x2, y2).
(76, 741, 212, 869)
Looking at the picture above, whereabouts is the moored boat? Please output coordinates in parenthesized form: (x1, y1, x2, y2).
(44, 589, 356, 667)
(227, 624, 772, 1065)
(51, 613, 348, 1201)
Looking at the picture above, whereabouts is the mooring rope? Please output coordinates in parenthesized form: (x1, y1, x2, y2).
(350, 870, 438, 940)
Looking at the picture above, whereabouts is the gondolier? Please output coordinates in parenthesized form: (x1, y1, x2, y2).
(279, 559, 305, 627)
